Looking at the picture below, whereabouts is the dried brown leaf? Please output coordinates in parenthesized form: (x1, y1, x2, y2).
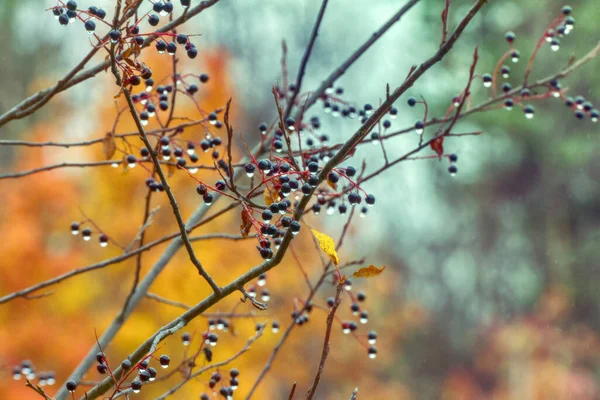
(102, 132, 116, 160)
(353, 265, 386, 279)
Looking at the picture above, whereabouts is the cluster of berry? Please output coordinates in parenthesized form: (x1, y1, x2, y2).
(240, 155, 376, 259)
(52, 1, 107, 28)
(336, 281, 378, 359)
(64, 351, 171, 395)
(70, 222, 109, 247)
(50, 1, 202, 91)
(200, 368, 240, 400)
(131, 72, 211, 125)
(12, 360, 56, 387)
(246, 273, 272, 303)
(482, 6, 596, 122)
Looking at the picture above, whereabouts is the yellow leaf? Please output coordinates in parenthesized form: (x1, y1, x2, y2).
(311, 230, 339, 266)
(263, 187, 279, 206)
(353, 265, 386, 279)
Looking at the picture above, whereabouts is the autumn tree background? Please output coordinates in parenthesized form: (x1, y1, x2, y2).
(1, 0, 599, 399)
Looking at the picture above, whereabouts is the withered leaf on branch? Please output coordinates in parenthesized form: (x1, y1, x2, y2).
(353, 265, 386, 279)
(240, 209, 252, 238)
(102, 132, 116, 160)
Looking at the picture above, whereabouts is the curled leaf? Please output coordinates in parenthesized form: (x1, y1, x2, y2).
(311, 230, 339, 266)
(102, 132, 116, 160)
(430, 136, 444, 158)
(353, 265, 386, 279)
(240, 209, 252, 238)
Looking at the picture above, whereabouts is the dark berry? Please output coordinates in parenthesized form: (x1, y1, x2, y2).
(262, 209, 273, 222)
(368, 346, 377, 358)
(84, 20, 96, 33)
(187, 84, 198, 95)
(187, 46, 198, 59)
(258, 246, 273, 260)
(153, 1, 164, 13)
(109, 30, 121, 42)
(449, 153, 458, 162)
(365, 194, 375, 206)
(307, 174, 319, 187)
(289, 220, 301, 235)
(121, 359, 132, 370)
(203, 193, 214, 205)
(348, 192, 361, 205)
(163, 2, 174, 13)
(148, 14, 160, 26)
(96, 363, 108, 374)
(131, 379, 143, 392)
(66, 0, 77, 11)
(257, 159, 271, 171)
(58, 13, 69, 26)
(307, 161, 319, 173)
(176, 33, 188, 45)
(199, 73, 209, 83)
(285, 117, 295, 129)
(66, 380, 77, 392)
(407, 97, 417, 107)
(328, 171, 339, 183)
(156, 40, 167, 53)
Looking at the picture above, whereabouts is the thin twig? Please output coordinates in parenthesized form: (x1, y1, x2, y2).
(110, 42, 222, 294)
(284, 0, 330, 119)
(306, 284, 343, 400)
(295, 0, 421, 119)
(155, 326, 265, 400)
(0, 0, 223, 129)
(0, 207, 241, 305)
(289, 382, 297, 400)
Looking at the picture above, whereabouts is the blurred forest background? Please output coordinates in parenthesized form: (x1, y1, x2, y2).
(0, 0, 599, 398)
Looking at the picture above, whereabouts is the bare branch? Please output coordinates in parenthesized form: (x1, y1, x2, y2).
(0, 0, 223, 129)
(284, 0, 330, 119)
